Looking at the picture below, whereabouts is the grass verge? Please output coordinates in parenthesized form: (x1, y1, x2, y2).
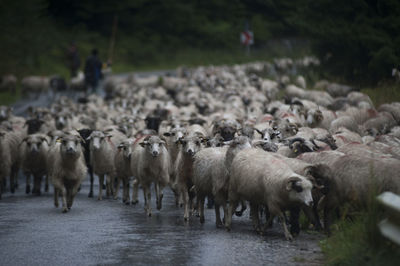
(320, 199, 400, 266)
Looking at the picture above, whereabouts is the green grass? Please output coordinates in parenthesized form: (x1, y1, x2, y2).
(320, 189, 400, 266)
(362, 82, 400, 107)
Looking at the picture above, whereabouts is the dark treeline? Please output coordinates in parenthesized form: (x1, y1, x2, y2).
(1, 0, 399, 84)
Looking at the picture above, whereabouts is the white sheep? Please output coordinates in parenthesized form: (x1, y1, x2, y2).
(114, 138, 135, 204)
(192, 136, 252, 226)
(130, 135, 170, 216)
(88, 130, 125, 200)
(20, 134, 50, 195)
(226, 148, 313, 240)
(48, 133, 87, 213)
(174, 132, 206, 220)
(21, 76, 50, 95)
(0, 130, 21, 198)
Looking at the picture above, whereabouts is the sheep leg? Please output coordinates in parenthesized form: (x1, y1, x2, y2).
(122, 178, 129, 204)
(131, 179, 139, 204)
(106, 175, 112, 197)
(10, 164, 18, 193)
(88, 166, 94, 198)
(25, 173, 31, 194)
(302, 205, 322, 231)
(156, 182, 164, 210)
(98, 174, 104, 200)
(33, 174, 42, 196)
(323, 207, 333, 236)
(198, 196, 205, 224)
(60, 187, 68, 213)
(279, 213, 293, 241)
(143, 185, 152, 217)
(183, 188, 190, 221)
(114, 177, 121, 200)
(215, 203, 223, 227)
(45, 175, 49, 193)
(54, 187, 59, 208)
(250, 203, 262, 234)
(289, 206, 301, 237)
(66, 188, 73, 209)
(226, 200, 239, 231)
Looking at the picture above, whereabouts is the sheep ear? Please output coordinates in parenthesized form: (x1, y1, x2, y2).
(286, 176, 302, 191)
(200, 137, 209, 143)
(255, 128, 263, 135)
(163, 132, 171, 137)
(139, 142, 147, 148)
(40, 137, 49, 144)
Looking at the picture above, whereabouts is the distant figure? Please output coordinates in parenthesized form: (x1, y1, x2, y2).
(66, 42, 81, 78)
(84, 49, 102, 94)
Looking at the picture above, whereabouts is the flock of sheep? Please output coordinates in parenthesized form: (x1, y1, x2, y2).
(1, 56, 400, 241)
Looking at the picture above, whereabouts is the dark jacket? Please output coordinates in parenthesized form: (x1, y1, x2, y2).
(84, 55, 102, 86)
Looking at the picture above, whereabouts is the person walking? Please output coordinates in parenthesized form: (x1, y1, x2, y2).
(66, 42, 81, 78)
(84, 49, 102, 94)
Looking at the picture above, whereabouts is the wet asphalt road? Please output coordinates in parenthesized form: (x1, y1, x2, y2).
(0, 174, 324, 266)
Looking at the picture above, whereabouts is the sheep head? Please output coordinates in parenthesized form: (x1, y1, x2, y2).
(286, 176, 313, 207)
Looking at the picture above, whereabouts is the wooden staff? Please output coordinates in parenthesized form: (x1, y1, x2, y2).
(107, 15, 118, 65)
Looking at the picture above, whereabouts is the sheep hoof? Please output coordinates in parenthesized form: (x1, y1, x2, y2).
(45, 185, 49, 192)
(113, 196, 118, 200)
(97, 197, 102, 201)
(147, 212, 152, 217)
(226, 227, 231, 232)
(62, 208, 68, 213)
(25, 186, 30, 194)
(200, 217, 205, 224)
(125, 201, 130, 205)
(10, 187, 15, 193)
(131, 200, 138, 205)
(54, 203, 59, 208)
(285, 233, 294, 241)
(88, 192, 93, 198)
(184, 217, 188, 222)
(216, 222, 223, 228)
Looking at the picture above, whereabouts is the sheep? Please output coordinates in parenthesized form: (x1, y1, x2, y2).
(162, 126, 187, 204)
(88, 130, 125, 200)
(271, 154, 333, 232)
(48, 133, 87, 213)
(21, 76, 50, 95)
(325, 83, 354, 97)
(330, 115, 359, 134)
(321, 154, 400, 233)
(76, 129, 95, 197)
(192, 136, 252, 226)
(332, 127, 363, 147)
(114, 138, 135, 204)
(20, 134, 50, 195)
(361, 111, 396, 135)
(70, 71, 85, 91)
(174, 132, 207, 220)
(295, 75, 306, 89)
(226, 148, 314, 240)
(0, 130, 21, 198)
(131, 135, 170, 216)
(0, 74, 17, 94)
